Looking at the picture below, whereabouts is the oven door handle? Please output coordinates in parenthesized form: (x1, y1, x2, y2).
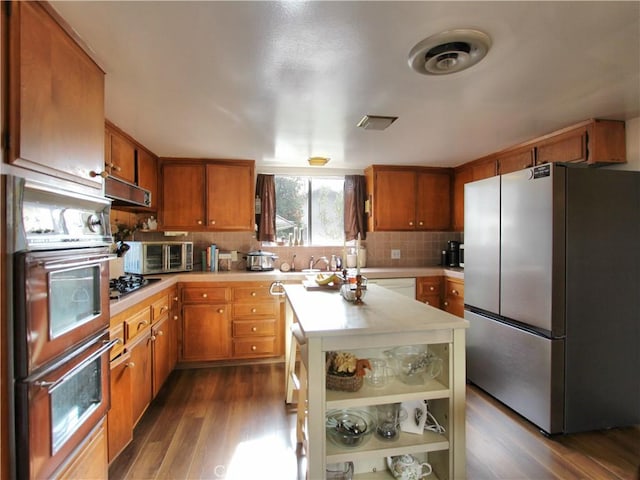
(34, 339, 119, 392)
(42, 254, 116, 270)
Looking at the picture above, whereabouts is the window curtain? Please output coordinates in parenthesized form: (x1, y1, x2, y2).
(255, 174, 276, 242)
(344, 175, 367, 241)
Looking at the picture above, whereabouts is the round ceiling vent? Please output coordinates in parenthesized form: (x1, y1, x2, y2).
(408, 29, 492, 75)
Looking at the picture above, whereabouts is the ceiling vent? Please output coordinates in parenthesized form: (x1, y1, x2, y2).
(408, 29, 491, 75)
(357, 115, 398, 131)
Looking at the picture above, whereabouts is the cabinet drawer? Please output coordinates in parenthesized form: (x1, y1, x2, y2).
(182, 287, 229, 303)
(445, 279, 464, 298)
(417, 277, 442, 296)
(232, 337, 277, 357)
(124, 308, 151, 342)
(233, 302, 277, 317)
(151, 295, 170, 323)
(232, 318, 277, 337)
(109, 323, 125, 360)
(232, 286, 273, 302)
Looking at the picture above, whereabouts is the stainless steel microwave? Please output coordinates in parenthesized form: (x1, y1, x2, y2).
(123, 241, 193, 274)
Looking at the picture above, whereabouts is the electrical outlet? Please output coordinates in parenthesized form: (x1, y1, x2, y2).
(391, 249, 401, 259)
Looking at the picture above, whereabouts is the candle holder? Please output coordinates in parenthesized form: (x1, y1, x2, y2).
(354, 274, 364, 304)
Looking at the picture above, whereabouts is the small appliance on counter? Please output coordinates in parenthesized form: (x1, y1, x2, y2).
(123, 241, 193, 274)
(245, 250, 278, 271)
(446, 240, 460, 267)
(459, 244, 464, 267)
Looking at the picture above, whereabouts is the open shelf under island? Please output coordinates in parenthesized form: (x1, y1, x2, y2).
(284, 283, 469, 480)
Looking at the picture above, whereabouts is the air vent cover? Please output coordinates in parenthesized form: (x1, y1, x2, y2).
(408, 29, 491, 75)
(357, 115, 398, 131)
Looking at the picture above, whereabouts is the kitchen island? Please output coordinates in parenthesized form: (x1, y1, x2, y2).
(284, 283, 468, 479)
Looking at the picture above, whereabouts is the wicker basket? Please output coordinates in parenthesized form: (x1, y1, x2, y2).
(326, 351, 364, 392)
(326, 372, 364, 392)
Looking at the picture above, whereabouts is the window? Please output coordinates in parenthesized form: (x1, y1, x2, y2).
(274, 175, 344, 246)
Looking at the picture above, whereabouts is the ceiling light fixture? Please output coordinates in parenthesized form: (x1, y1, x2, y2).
(357, 115, 398, 131)
(408, 29, 491, 75)
(308, 156, 330, 166)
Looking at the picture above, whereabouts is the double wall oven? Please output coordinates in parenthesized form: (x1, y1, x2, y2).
(10, 177, 116, 479)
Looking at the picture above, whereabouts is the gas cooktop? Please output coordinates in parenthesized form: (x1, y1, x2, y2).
(109, 274, 160, 299)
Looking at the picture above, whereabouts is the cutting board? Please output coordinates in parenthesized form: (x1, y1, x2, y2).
(302, 280, 341, 291)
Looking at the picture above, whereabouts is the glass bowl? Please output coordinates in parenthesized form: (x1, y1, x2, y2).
(326, 408, 376, 448)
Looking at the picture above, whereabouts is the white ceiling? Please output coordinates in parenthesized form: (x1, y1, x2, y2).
(51, 1, 640, 171)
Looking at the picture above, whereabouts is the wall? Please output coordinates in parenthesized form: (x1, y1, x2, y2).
(114, 224, 463, 272)
(609, 116, 640, 171)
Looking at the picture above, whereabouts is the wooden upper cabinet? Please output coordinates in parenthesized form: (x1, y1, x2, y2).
(159, 159, 254, 231)
(7, 1, 105, 189)
(365, 166, 451, 232)
(137, 148, 158, 210)
(160, 162, 206, 229)
(105, 127, 136, 183)
(416, 171, 451, 230)
(497, 147, 535, 175)
(452, 167, 473, 231)
(535, 119, 626, 166)
(471, 159, 497, 181)
(206, 163, 255, 230)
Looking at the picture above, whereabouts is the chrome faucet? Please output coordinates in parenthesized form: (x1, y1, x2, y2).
(309, 256, 329, 271)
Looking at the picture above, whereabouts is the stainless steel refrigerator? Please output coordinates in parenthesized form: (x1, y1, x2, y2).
(464, 163, 639, 434)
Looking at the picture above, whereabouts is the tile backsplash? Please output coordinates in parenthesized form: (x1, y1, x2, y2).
(123, 224, 462, 272)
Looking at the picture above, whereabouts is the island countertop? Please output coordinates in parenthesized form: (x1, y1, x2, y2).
(283, 283, 468, 338)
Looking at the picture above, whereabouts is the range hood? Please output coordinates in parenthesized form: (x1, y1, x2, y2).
(105, 176, 151, 208)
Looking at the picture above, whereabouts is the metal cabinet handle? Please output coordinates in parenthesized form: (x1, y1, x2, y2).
(409, 221, 414, 226)
(126, 361, 135, 369)
(202, 293, 208, 298)
(429, 286, 435, 291)
(251, 345, 257, 351)
(173, 315, 178, 320)
(150, 335, 156, 341)
(418, 221, 424, 226)
(159, 306, 168, 313)
(89, 170, 108, 178)
(251, 326, 258, 332)
(451, 289, 459, 295)
(217, 308, 224, 314)
(210, 220, 216, 225)
(138, 320, 149, 329)
(251, 292, 257, 297)
(197, 220, 203, 225)
(251, 308, 257, 313)
(269, 281, 285, 296)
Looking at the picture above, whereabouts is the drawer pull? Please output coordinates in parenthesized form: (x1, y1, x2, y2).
(251, 308, 257, 313)
(210, 220, 216, 225)
(173, 296, 179, 302)
(418, 221, 424, 226)
(429, 286, 434, 291)
(159, 306, 168, 313)
(409, 221, 414, 226)
(173, 315, 179, 320)
(217, 308, 224, 314)
(251, 326, 258, 332)
(251, 292, 257, 297)
(126, 361, 135, 369)
(197, 220, 203, 225)
(138, 320, 149, 329)
(156, 330, 164, 337)
(451, 289, 459, 295)
(251, 345, 257, 351)
(202, 293, 208, 298)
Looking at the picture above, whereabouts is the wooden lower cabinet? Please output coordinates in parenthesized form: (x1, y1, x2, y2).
(53, 419, 108, 479)
(181, 303, 231, 361)
(152, 315, 173, 396)
(443, 278, 465, 318)
(128, 328, 153, 426)
(179, 282, 283, 363)
(416, 276, 442, 308)
(108, 352, 133, 463)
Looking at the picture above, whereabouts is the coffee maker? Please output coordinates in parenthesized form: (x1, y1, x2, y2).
(447, 240, 460, 267)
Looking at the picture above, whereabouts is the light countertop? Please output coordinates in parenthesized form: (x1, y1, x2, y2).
(109, 266, 464, 316)
(284, 283, 468, 338)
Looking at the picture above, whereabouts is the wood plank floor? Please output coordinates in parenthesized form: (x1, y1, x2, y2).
(110, 364, 640, 480)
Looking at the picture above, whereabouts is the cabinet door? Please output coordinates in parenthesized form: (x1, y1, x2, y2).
(181, 304, 230, 361)
(471, 159, 497, 181)
(53, 420, 107, 480)
(107, 353, 133, 462)
(536, 127, 587, 164)
(373, 170, 417, 230)
(452, 167, 473, 231)
(107, 129, 136, 183)
(443, 278, 465, 318)
(497, 148, 534, 175)
(137, 148, 158, 210)
(152, 315, 172, 396)
(160, 163, 206, 229)
(416, 276, 442, 308)
(127, 331, 153, 426)
(205, 163, 254, 230)
(416, 172, 451, 230)
(8, 2, 105, 189)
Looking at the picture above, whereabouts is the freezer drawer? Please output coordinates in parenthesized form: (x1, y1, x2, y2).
(465, 310, 564, 434)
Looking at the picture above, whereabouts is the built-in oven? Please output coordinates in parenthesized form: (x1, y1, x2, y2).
(9, 177, 116, 479)
(14, 331, 116, 480)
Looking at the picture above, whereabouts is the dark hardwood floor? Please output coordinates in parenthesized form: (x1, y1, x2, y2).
(110, 364, 640, 480)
